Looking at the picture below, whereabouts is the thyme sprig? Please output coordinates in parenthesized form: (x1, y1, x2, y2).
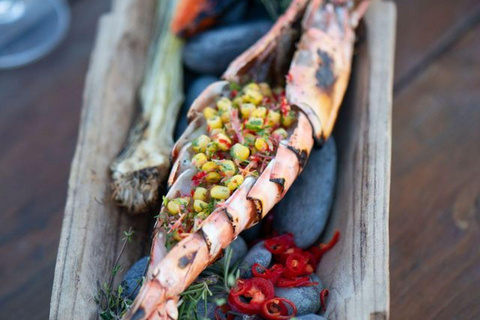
(95, 228, 139, 320)
(178, 247, 241, 320)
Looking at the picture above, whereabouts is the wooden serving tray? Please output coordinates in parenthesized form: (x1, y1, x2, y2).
(49, 1, 396, 319)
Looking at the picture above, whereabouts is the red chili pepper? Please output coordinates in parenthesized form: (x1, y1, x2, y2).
(276, 246, 303, 263)
(218, 138, 232, 148)
(261, 297, 297, 320)
(251, 263, 284, 285)
(191, 171, 207, 186)
(214, 304, 235, 320)
(320, 289, 329, 312)
(276, 276, 318, 288)
(228, 278, 275, 314)
(264, 233, 295, 255)
(308, 230, 340, 264)
(231, 89, 238, 98)
(283, 252, 309, 278)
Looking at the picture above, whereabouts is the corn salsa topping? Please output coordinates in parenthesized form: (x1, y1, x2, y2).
(160, 82, 297, 247)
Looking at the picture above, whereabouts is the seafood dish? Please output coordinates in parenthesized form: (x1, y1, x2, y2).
(119, 0, 371, 319)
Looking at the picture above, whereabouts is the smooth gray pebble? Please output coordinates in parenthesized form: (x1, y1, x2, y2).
(183, 21, 272, 75)
(240, 223, 262, 243)
(273, 138, 337, 248)
(295, 315, 327, 320)
(219, 236, 248, 267)
(121, 256, 148, 299)
(239, 241, 272, 278)
(274, 274, 324, 316)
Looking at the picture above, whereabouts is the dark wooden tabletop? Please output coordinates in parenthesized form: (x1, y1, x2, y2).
(0, 1, 479, 319)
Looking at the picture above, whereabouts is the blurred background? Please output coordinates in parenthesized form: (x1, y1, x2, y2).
(0, 0, 478, 319)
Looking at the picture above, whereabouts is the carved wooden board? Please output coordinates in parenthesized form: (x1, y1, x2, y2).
(49, 1, 396, 320)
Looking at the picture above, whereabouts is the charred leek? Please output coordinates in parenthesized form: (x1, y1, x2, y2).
(111, 0, 183, 213)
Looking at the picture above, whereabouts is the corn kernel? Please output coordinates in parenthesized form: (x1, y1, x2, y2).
(233, 96, 243, 107)
(259, 82, 272, 97)
(193, 187, 208, 201)
(167, 197, 190, 215)
(227, 175, 244, 191)
(217, 160, 237, 176)
(231, 143, 250, 161)
(207, 116, 223, 130)
(210, 185, 231, 199)
(243, 89, 263, 105)
(216, 97, 232, 112)
(201, 161, 218, 173)
(254, 138, 269, 152)
(205, 142, 218, 158)
(272, 128, 288, 140)
(192, 153, 208, 168)
(252, 106, 267, 119)
(192, 135, 211, 153)
(282, 112, 295, 127)
(240, 103, 256, 119)
(193, 200, 208, 213)
(245, 117, 263, 131)
(203, 107, 217, 120)
(210, 128, 225, 136)
(206, 172, 222, 183)
(244, 83, 260, 92)
(266, 110, 281, 127)
(220, 110, 231, 123)
(243, 133, 256, 146)
(212, 133, 232, 151)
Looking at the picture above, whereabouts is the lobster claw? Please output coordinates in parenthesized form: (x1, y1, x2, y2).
(287, 0, 371, 143)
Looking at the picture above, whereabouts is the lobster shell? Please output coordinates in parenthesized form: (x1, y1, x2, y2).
(123, 0, 370, 319)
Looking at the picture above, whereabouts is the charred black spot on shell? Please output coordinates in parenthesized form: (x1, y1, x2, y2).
(270, 178, 285, 193)
(287, 145, 309, 169)
(315, 49, 336, 90)
(224, 208, 237, 233)
(131, 308, 146, 320)
(314, 135, 326, 148)
(199, 229, 212, 252)
(247, 197, 263, 221)
(178, 251, 198, 269)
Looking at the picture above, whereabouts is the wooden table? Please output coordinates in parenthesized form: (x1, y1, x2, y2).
(0, 1, 478, 319)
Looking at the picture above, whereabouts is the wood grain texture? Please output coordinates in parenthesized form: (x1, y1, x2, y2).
(393, 0, 480, 86)
(0, 1, 109, 319)
(49, 0, 156, 319)
(318, 2, 395, 319)
(47, 1, 395, 319)
(390, 25, 480, 320)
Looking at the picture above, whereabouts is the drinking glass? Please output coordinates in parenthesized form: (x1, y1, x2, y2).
(0, 0, 70, 69)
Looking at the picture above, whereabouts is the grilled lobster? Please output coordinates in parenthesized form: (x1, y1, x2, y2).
(123, 0, 370, 319)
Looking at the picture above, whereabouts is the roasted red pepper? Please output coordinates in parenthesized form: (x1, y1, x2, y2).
(276, 276, 318, 288)
(264, 233, 295, 255)
(228, 278, 275, 314)
(261, 297, 297, 320)
(251, 263, 284, 285)
(308, 230, 340, 263)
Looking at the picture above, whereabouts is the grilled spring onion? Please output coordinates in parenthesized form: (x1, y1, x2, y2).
(111, 0, 184, 213)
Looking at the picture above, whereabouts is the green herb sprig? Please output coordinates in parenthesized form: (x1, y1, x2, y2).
(95, 228, 144, 320)
(177, 247, 241, 320)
